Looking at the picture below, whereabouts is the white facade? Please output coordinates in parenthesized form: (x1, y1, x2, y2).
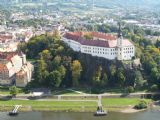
(62, 32, 135, 60)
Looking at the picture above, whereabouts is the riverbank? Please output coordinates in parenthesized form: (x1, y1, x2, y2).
(0, 98, 152, 113)
(120, 106, 147, 113)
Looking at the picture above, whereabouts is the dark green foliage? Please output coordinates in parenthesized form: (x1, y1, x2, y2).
(134, 100, 148, 109)
(150, 84, 158, 92)
(126, 86, 134, 93)
(9, 86, 18, 97)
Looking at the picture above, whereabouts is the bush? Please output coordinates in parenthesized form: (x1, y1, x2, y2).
(91, 88, 103, 94)
(9, 86, 19, 97)
(126, 86, 134, 93)
(134, 100, 147, 109)
(150, 84, 158, 92)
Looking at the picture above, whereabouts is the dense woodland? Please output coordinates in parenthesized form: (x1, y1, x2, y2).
(19, 24, 160, 92)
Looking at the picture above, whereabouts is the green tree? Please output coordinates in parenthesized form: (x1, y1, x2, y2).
(71, 60, 82, 87)
(110, 64, 116, 76)
(58, 65, 66, 79)
(151, 67, 159, 82)
(47, 70, 62, 88)
(109, 64, 116, 86)
(40, 49, 52, 61)
(9, 86, 18, 97)
(92, 66, 102, 86)
(52, 56, 61, 69)
(101, 72, 108, 86)
(117, 68, 126, 87)
(35, 56, 47, 84)
(134, 71, 146, 89)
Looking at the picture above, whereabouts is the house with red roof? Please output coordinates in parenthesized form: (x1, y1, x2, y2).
(0, 52, 33, 87)
(0, 33, 18, 52)
(62, 31, 135, 60)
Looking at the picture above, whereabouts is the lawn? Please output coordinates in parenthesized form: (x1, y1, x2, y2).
(0, 86, 10, 95)
(0, 98, 152, 112)
(0, 100, 97, 107)
(102, 98, 151, 107)
(0, 99, 97, 111)
(0, 98, 151, 107)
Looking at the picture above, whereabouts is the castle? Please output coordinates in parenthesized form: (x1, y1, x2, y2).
(62, 25, 135, 60)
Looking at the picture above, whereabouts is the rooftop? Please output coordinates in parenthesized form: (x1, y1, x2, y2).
(64, 32, 133, 48)
(0, 34, 13, 42)
(0, 52, 17, 61)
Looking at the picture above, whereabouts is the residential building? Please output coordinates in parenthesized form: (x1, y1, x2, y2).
(0, 52, 33, 87)
(0, 33, 18, 52)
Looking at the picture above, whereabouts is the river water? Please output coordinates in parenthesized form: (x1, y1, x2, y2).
(0, 109, 159, 120)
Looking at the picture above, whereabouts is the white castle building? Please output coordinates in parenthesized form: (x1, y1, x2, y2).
(62, 30, 135, 60)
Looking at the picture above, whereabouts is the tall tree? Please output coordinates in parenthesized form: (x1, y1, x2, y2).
(35, 56, 47, 84)
(71, 60, 82, 87)
(101, 72, 108, 87)
(92, 66, 102, 86)
(47, 70, 62, 88)
(117, 68, 126, 87)
(58, 65, 66, 79)
(109, 64, 116, 86)
(134, 71, 146, 89)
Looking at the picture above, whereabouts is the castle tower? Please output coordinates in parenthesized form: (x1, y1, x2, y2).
(19, 52, 27, 65)
(117, 22, 123, 60)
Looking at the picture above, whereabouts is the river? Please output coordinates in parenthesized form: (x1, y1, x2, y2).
(0, 109, 159, 120)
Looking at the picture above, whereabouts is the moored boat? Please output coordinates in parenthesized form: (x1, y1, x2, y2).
(94, 106, 107, 116)
(94, 110, 107, 116)
(8, 111, 18, 116)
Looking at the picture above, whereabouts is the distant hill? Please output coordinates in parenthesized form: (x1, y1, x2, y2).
(0, 0, 160, 10)
(92, 0, 160, 9)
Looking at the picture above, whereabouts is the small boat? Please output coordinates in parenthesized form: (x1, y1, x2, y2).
(94, 106, 108, 116)
(8, 105, 22, 116)
(94, 110, 108, 116)
(8, 111, 18, 116)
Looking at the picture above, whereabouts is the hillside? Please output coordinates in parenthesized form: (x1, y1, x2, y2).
(17, 27, 159, 95)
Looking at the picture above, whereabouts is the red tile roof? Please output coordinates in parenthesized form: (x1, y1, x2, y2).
(0, 52, 17, 61)
(91, 32, 117, 40)
(0, 35, 13, 42)
(64, 32, 115, 48)
(64, 32, 133, 48)
(0, 63, 8, 72)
